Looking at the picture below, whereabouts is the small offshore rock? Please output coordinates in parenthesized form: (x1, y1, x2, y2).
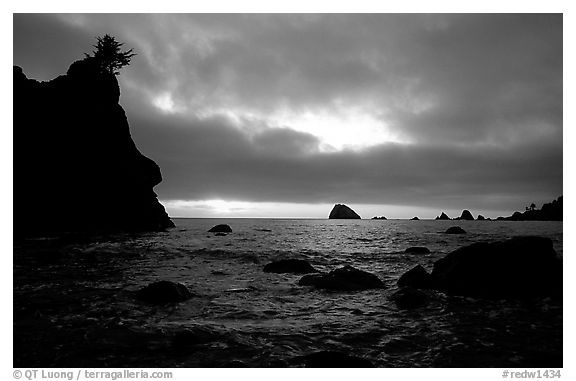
(404, 246, 430, 254)
(299, 265, 384, 291)
(410, 216, 420, 220)
(136, 280, 193, 304)
(445, 226, 467, 234)
(304, 351, 374, 368)
(263, 259, 319, 274)
(208, 224, 232, 233)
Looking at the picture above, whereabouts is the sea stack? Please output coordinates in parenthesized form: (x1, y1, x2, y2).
(329, 204, 361, 219)
(456, 210, 474, 220)
(435, 212, 450, 220)
(14, 60, 174, 234)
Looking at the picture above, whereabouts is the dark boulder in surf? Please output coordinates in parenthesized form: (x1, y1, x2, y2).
(430, 236, 562, 298)
(299, 265, 384, 291)
(398, 265, 432, 289)
(477, 214, 486, 221)
(404, 246, 430, 254)
(136, 281, 193, 304)
(445, 226, 466, 234)
(391, 287, 429, 309)
(329, 204, 361, 219)
(303, 351, 374, 368)
(208, 224, 232, 233)
(263, 259, 319, 274)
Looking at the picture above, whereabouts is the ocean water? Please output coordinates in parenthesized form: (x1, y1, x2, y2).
(14, 219, 563, 367)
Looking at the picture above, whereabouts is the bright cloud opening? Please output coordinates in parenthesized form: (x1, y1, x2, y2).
(152, 92, 176, 113)
(276, 108, 406, 151)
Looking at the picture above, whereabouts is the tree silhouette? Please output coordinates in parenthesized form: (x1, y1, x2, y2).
(86, 34, 136, 75)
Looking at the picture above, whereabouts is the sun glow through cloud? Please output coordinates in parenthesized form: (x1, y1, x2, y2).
(275, 108, 406, 151)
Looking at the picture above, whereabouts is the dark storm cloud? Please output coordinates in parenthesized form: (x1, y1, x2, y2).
(13, 14, 563, 211)
(127, 105, 561, 211)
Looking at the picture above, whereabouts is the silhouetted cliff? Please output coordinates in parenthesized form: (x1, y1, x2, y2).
(496, 197, 563, 221)
(14, 58, 174, 235)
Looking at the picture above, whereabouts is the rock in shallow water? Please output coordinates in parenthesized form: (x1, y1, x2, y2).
(398, 236, 562, 299)
(431, 236, 562, 298)
(263, 259, 319, 274)
(136, 281, 193, 304)
(391, 287, 429, 309)
(445, 226, 466, 234)
(404, 246, 430, 254)
(299, 265, 384, 291)
(303, 351, 374, 367)
(208, 224, 232, 233)
(397, 265, 432, 289)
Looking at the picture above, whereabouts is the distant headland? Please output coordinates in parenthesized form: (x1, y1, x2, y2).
(332, 196, 562, 221)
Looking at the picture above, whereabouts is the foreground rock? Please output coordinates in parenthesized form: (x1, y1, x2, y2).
(445, 226, 466, 234)
(136, 281, 193, 304)
(328, 204, 361, 219)
(431, 236, 562, 298)
(435, 212, 450, 220)
(399, 236, 562, 298)
(299, 265, 384, 291)
(14, 61, 174, 236)
(397, 265, 432, 289)
(404, 246, 430, 254)
(263, 259, 319, 274)
(208, 224, 232, 233)
(303, 351, 374, 368)
(391, 288, 429, 309)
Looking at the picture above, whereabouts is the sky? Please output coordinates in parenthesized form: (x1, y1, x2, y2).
(13, 13, 563, 219)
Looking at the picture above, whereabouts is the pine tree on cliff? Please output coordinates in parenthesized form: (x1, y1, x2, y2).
(86, 34, 136, 75)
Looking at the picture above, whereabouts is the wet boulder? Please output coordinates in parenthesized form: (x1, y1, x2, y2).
(397, 265, 433, 289)
(299, 265, 384, 291)
(445, 226, 466, 234)
(136, 280, 193, 304)
(391, 287, 429, 309)
(404, 246, 430, 254)
(263, 259, 319, 274)
(430, 236, 562, 298)
(329, 204, 361, 219)
(208, 224, 232, 233)
(303, 351, 374, 367)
